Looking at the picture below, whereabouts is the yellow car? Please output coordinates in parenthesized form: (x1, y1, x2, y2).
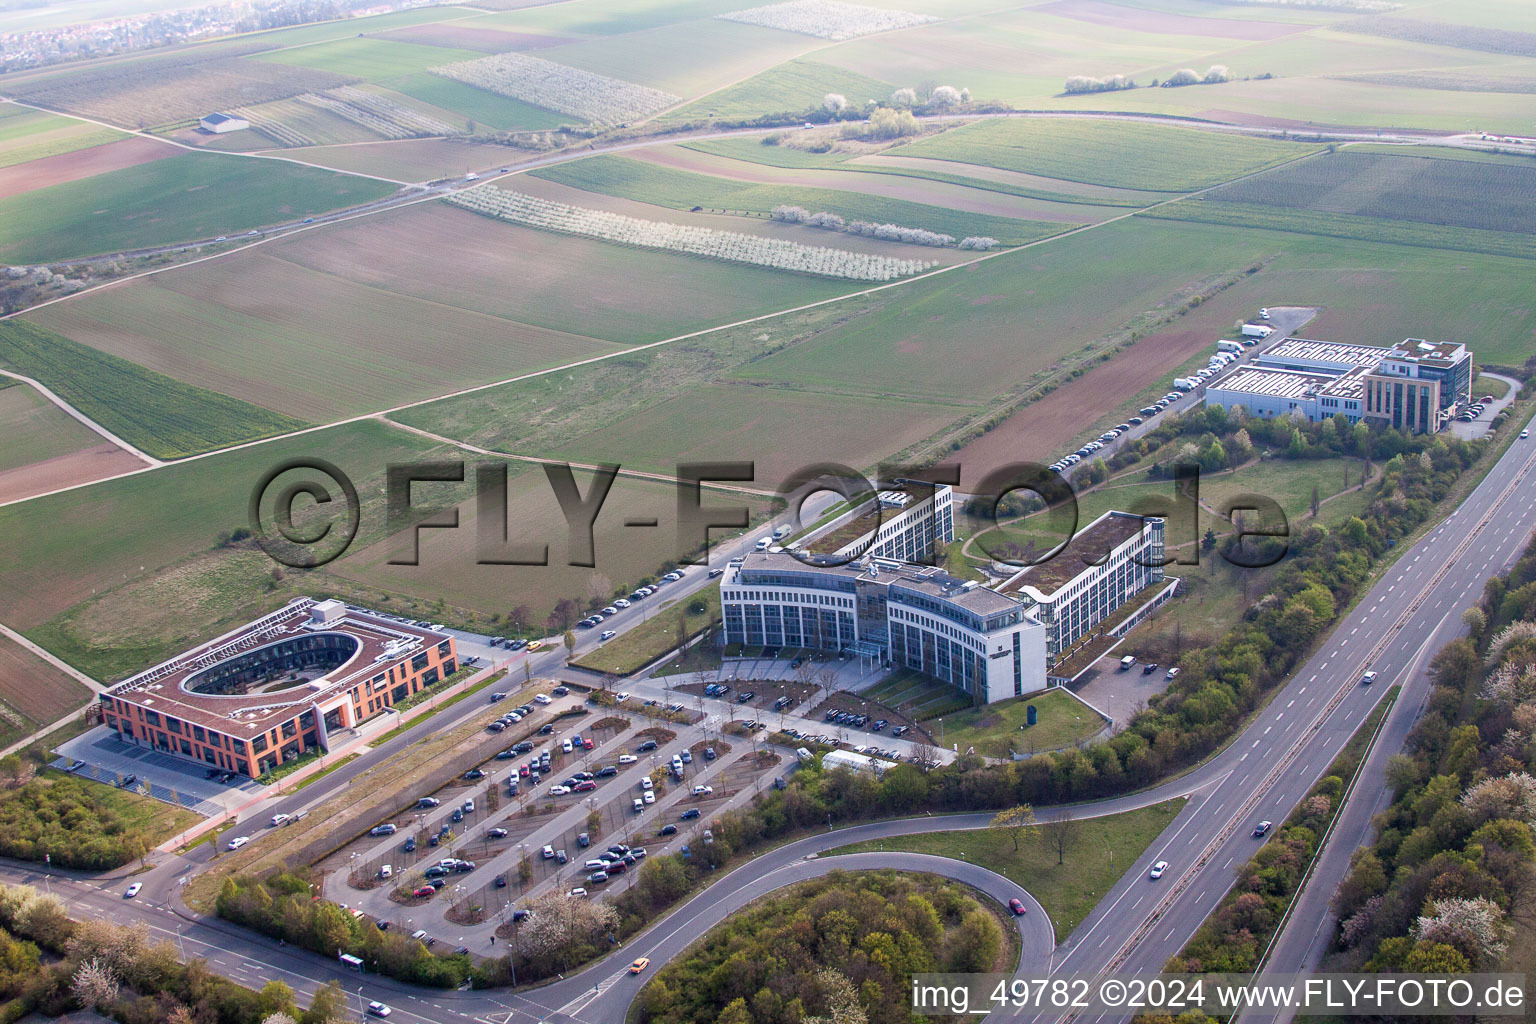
(526, 639, 543, 652)
(628, 957, 650, 974)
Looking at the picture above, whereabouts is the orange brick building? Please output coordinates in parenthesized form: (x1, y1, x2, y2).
(100, 598, 457, 778)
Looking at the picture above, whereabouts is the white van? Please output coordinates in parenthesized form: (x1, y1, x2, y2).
(755, 537, 771, 551)
(1119, 655, 1136, 670)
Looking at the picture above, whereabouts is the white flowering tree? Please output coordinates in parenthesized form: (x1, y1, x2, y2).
(823, 92, 847, 112)
(431, 53, 680, 123)
(1413, 896, 1508, 965)
(511, 889, 619, 960)
(72, 958, 120, 1012)
(1203, 64, 1232, 83)
(928, 85, 962, 107)
(890, 87, 917, 106)
(448, 187, 937, 280)
(1461, 772, 1536, 827)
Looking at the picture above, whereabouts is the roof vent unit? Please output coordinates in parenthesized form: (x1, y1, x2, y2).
(309, 599, 345, 625)
(876, 490, 911, 509)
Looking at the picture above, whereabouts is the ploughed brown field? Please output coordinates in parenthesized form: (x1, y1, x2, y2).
(0, 136, 178, 200)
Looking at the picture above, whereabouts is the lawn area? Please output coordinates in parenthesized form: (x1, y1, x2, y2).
(936, 687, 1104, 758)
(1476, 374, 1510, 399)
(892, 118, 1322, 192)
(0, 150, 396, 262)
(531, 154, 1062, 245)
(572, 588, 719, 676)
(371, 669, 506, 744)
(0, 321, 306, 459)
(829, 798, 1187, 937)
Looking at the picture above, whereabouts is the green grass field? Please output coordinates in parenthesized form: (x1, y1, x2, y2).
(893, 118, 1323, 192)
(572, 588, 720, 675)
(666, 58, 895, 121)
(0, 151, 395, 262)
(253, 37, 484, 81)
(830, 799, 1187, 936)
(684, 136, 1153, 207)
(532, 154, 1063, 245)
(0, 382, 115, 474)
(1204, 149, 1536, 235)
(0, 109, 127, 168)
(935, 687, 1108, 757)
(385, 73, 570, 131)
(0, 321, 306, 460)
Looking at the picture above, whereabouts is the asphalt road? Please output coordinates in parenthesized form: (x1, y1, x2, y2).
(12, 425, 1535, 1024)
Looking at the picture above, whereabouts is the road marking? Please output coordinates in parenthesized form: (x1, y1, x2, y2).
(1286, 700, 1295, 708)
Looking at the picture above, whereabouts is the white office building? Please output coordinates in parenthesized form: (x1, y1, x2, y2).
(721, 552, 1046, 704)
(800, 485, 955, 564)
(998, 511, 1167, 665)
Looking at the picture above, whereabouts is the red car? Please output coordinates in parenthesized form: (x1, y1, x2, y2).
(582, 738, 594, 750)
(574, 780, 597, 792)
(1008, 898, 1027, 916)
(413, 886, 435, 898)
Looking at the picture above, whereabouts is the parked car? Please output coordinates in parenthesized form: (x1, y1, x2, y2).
(487, 827, 509, 839)
(412, 887, 435, 898)
(227, 836, 250, 850)
(680, 808, 701, 820)
(370, 823, 397, 836)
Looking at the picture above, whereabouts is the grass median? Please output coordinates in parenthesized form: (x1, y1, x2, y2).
(573, 589, 719, 676)
(827, 798, 1186, 937)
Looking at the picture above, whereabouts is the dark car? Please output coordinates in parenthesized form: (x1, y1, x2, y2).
(1141, 662, 1159, 675)
(552, 686, 570, 696)
(538, 724, 555, 735)
(1253, 820, 1273, 837)
(403, 837, 417, 853)
(637, 740, 658, 752)
(494, 875, 507, 888)
(511, 909, 531, 922)
(487, 827, 509, 839)
(463, 768, 486, 780)
(496, 749, 516, 760)
(680, 808, 701, 821)
(659, 824, 678, 836)
(451, 809, 463, 822)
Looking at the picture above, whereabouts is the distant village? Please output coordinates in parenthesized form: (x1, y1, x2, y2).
(0, 0, 438, 71)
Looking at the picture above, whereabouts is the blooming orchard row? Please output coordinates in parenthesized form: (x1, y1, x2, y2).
(448, 187, 936, 280)
(771, 204, 998, 250)
(431, 53, 680, 124)
(232, 106, 313, 147)
(720, 0, 938, 40)
(298, 87, 460, 138)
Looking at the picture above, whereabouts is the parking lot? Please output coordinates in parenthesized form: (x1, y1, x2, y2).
(54, 730, 261, 816)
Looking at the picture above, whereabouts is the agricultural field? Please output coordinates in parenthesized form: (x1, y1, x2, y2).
(0, 136, 177, 200)
(1200, 148, 1536, 235)
(272, 138, 529, 182)
(447, 185, 937, 280)
(892, 118, 1323, 192)
(0, 633, 94, 748)
(382, 73, 571, 132)
(666, 58, 894, 121)
(629, 144, 1114, 224)
(0, 321, 305, 460)
(429, 52, 682, 123)
(0, 54, 359, 127)
(0, 151, 396, 262)
(0, 419, 450, 675)
(0, 383, 146, 505)
(718, 0, 940, 40)
(253, 37, 485, 82)
(0, 108, 127, 169)
(532, 154, 1064, 244)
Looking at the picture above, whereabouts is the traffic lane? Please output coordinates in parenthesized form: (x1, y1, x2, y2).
(567, 851, 1055, 1024)
(1092, 452, 1536, 980)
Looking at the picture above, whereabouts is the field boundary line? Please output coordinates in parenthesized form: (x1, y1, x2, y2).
(0, 369, 161, 467)
(0, 119, 1334, 514)
(378, 418, 779, 496)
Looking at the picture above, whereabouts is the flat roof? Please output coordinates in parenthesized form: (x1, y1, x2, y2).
(732, 551, 1021, 618)
(1258, 338, 1390, 368)
(1386, 338, 1467, 364)
(1319, 365, 1368, 400)
(888, 569, 1022, 617)
(1207, 366, 1333, 401)
(105, 599, 448, 737)
(1001, 511, 1149, 596)
(805, 505, 885, 555)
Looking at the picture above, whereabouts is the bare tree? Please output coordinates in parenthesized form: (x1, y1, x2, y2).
(1040, 809, 1083, 866)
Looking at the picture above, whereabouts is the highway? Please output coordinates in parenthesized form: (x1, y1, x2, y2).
(7, 428, 1534, 1023)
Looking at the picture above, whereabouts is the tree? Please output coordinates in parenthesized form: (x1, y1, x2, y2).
(258, 979, 296, 1018)
(1310, 483, 1321, 518)
(1040, 808, 1082, 866)
(890, 87, 917, 106)
(1462, 606, 1487, 640)
(989, 804, 1036, 852)
(71, 958, 119, 1012)
(928, 85, 962, 106)
(0, 755, 22, 788)
(300, 981, 347, 1024)
(822, 93, 847, 112)
(1201, 528, 1218, 553)
(563, 629, 576, 661)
